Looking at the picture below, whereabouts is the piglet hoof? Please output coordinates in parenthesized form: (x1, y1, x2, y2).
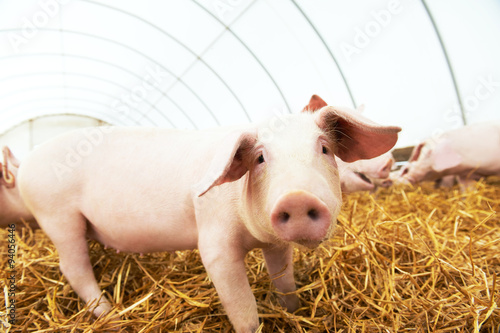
(90, 298, 112, 318)
(234, 323, 261, 333)
(281, 294, 300, 312)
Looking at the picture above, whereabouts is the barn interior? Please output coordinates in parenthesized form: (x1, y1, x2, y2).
(1, 1, 499, 332)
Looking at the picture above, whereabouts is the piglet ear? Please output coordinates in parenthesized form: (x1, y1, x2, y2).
(1, 146, 17, 188)
(316, 106, 401, 162)
(409, 142, 425, 162)
(3, 146, 20, 168)
(0, 162, 4, 186)
(302, 95, 328, 113)
(194, 131, 257, 197)
(431, 139, 462, 172)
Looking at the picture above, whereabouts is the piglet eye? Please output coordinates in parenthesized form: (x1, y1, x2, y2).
(322, 146, 328, 154)
(257, 154, 265, 164)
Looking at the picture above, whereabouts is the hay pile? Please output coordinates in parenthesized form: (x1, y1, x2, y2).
(1, 181, 499, 332)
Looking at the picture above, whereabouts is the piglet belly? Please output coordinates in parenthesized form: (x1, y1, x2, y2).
(84, 210, 199, 254)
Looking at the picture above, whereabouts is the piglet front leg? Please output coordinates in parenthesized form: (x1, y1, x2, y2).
(262, 245, 300, 312)
(198, 237, 260, 333)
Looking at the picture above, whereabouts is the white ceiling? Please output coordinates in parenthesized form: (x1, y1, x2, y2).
(1, 0, 499, 147)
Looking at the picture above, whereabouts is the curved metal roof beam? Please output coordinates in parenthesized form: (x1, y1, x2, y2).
(0, 28, 218, 127)
(0, 96, 151, 125)
(0, 84, 132, 103)
(290, 1, 357, 108)
(81, 0, 250, 122)
(0, 71, 176, 127)
(0, 54, 185, 128)
(421, 0, 466, 125)
(191, 0, 293, 114)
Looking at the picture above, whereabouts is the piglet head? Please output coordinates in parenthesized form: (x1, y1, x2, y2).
(336, 157, 376, 193)
(195, 106, 401, 248)
(400, 139, 462, 184)
(398, 142, 427, 184)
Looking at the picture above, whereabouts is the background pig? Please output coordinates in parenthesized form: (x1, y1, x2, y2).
(0, 146, 36, 228)
(399, 122, 500, 187)
(336, 152, 395, 193)
(303, 95, 395, 192)
(18, 108, 400, 333)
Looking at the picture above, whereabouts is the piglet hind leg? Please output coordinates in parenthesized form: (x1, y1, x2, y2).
(37, 213, 112, 317)
(262, 245, 300, 312)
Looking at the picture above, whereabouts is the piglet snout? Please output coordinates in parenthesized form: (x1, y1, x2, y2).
(376, 179, 393, 188)
(270, 190, 332, 247)
(377, 157, 394, 179)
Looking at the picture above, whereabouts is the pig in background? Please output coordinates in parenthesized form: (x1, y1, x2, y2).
(17, 105, 401, 333)
(0, 146, 36, 228)
(303, 95, 396, 193)
(336, 152, 395, 193)
(397, 122, 500, 188)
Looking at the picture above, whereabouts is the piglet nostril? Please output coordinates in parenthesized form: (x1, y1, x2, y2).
(307, 208, 319, 221)
(278, 212, 290, 223)
(270, 190, 333, 244)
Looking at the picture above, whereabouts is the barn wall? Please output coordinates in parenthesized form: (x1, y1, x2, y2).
(0, 115, 106, 160)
